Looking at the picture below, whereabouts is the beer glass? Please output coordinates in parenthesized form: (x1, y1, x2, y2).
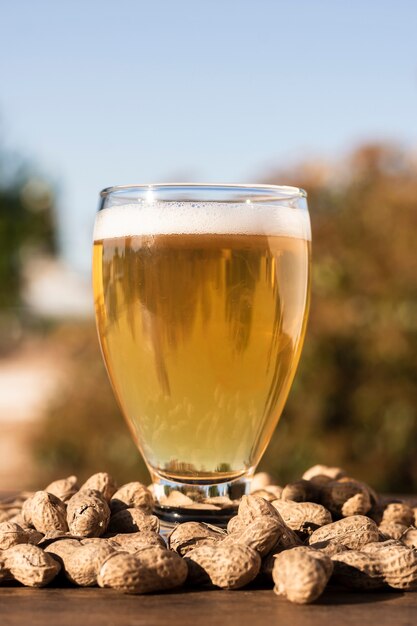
(93, 184, 311, 523)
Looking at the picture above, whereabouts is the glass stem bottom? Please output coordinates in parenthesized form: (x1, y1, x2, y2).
(151, 474, 252, 527)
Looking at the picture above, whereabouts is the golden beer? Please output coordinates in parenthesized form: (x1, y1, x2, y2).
(93, 197, 310, 488)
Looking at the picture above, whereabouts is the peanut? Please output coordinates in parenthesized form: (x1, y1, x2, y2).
(107, 508, 159, 534)
(185, 543, 260, 589)
(45, 476, 78, 502)
(237, 494, 283, 525)
(158, 490, 194, 507)
(261, 485, 283, 500)
(341, 492, 372, 517)
(44, 537, 81, 558)
(250, 487, 283, 502)
(8, 513, 32, 529)
(273, 546, 333, 604)
(227, 515, 243, 534)
(309, 515, 379, 550)
(250, 472, 275, 492)
(320, 480, 371, 517)
(302, 465, 346, 481)
(361, 539, 401, 554)
(21, 496, 34, 527)
(30, 491, 68, 535)
(44, 538, 81, 574)
(109, 530, 165, 553)
(110, 482, 154, 514)
(80, 472, 118, 502)
(98, 547, 188, 594)
(272, 500, 332, 537)
(281, 480, 319, 503)
(65, 542, 115, 586)
(0, 521, 30, 550)
(331, 550, 385, 589)
(168, 522, 225, 556)
(366, 541, 417, 590)
(379, 521, 408, 540)
(308, 474, 333, 489)
(5, 544, 61, 587)
(228, 494, 301, 553)
(338, 476, 379, 504)
(179, 502, 221, 511)
(67, 489, 110, 537)
(223, 516, 285, 557)
(381, 502, 415, 527)
(311, 541, 350, 557)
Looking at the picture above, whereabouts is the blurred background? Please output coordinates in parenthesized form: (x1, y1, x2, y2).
(1, 0, 417, 493)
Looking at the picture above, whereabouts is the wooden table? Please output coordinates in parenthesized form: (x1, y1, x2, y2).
(1, 584, 417, 626)
(2, 493, 417, 625)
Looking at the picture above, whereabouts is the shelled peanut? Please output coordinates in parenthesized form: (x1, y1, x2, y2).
(0, 465, 417, 603)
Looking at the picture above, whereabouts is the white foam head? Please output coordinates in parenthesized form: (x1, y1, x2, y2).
(93, 201, 311, 241)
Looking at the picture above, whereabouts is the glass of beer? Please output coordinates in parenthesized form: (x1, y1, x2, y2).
(93, 184, 311, 523)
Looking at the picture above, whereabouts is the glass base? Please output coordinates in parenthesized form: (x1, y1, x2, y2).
(151, 474, 251, 527)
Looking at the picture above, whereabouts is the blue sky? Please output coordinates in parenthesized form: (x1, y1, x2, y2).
(1, 1, 416, 272)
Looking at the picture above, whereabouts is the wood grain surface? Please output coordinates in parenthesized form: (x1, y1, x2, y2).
(1, 586, 417, 626)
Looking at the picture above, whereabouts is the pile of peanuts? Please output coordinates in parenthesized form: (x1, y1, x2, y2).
(1, 465, 417, 604)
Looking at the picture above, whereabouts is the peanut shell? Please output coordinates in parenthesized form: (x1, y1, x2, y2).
(309, 515, 379, 550)
(98, 547, 187, 594)
(222, 516, 284, 556)
(272, 500, 332, 536)
(168, 522, 225, 556)
(30, 491, 68, 534)
(282, 480, 319, 503)
(44, 476, 78, 502)
(67, 490, 110, 537)
(302, 465, 346, 481)
(372, 541, 417, 590)
(250, 472, 275, 492)
(80, 472, 117, 502)
(320, 480, 371, 517)
(65, 542, 115, 586)
(109, 531, 165, 553)
(107, 508, 159, 534)
(273, 546, 333, 604)
(110, 482, 154, 514)
(0, 521, 29, 550)
(185, 543, 261, 589)
(5, 544, 61, 587)
(44, 538, 81, 574)
(381, 502, 415, 527)
(379, 521, 408, 540)
(331, 550, 385, 589)
(238, 494, 283, 524)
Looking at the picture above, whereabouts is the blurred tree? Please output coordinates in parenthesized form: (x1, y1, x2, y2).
(260, 142, 417, 493)
(0, 143, 55, 310)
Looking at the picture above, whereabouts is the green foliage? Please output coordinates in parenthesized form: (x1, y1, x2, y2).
(0, 151, 55, 309)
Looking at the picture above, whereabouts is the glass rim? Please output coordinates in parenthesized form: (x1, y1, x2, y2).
(99, 183, 307, 201)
